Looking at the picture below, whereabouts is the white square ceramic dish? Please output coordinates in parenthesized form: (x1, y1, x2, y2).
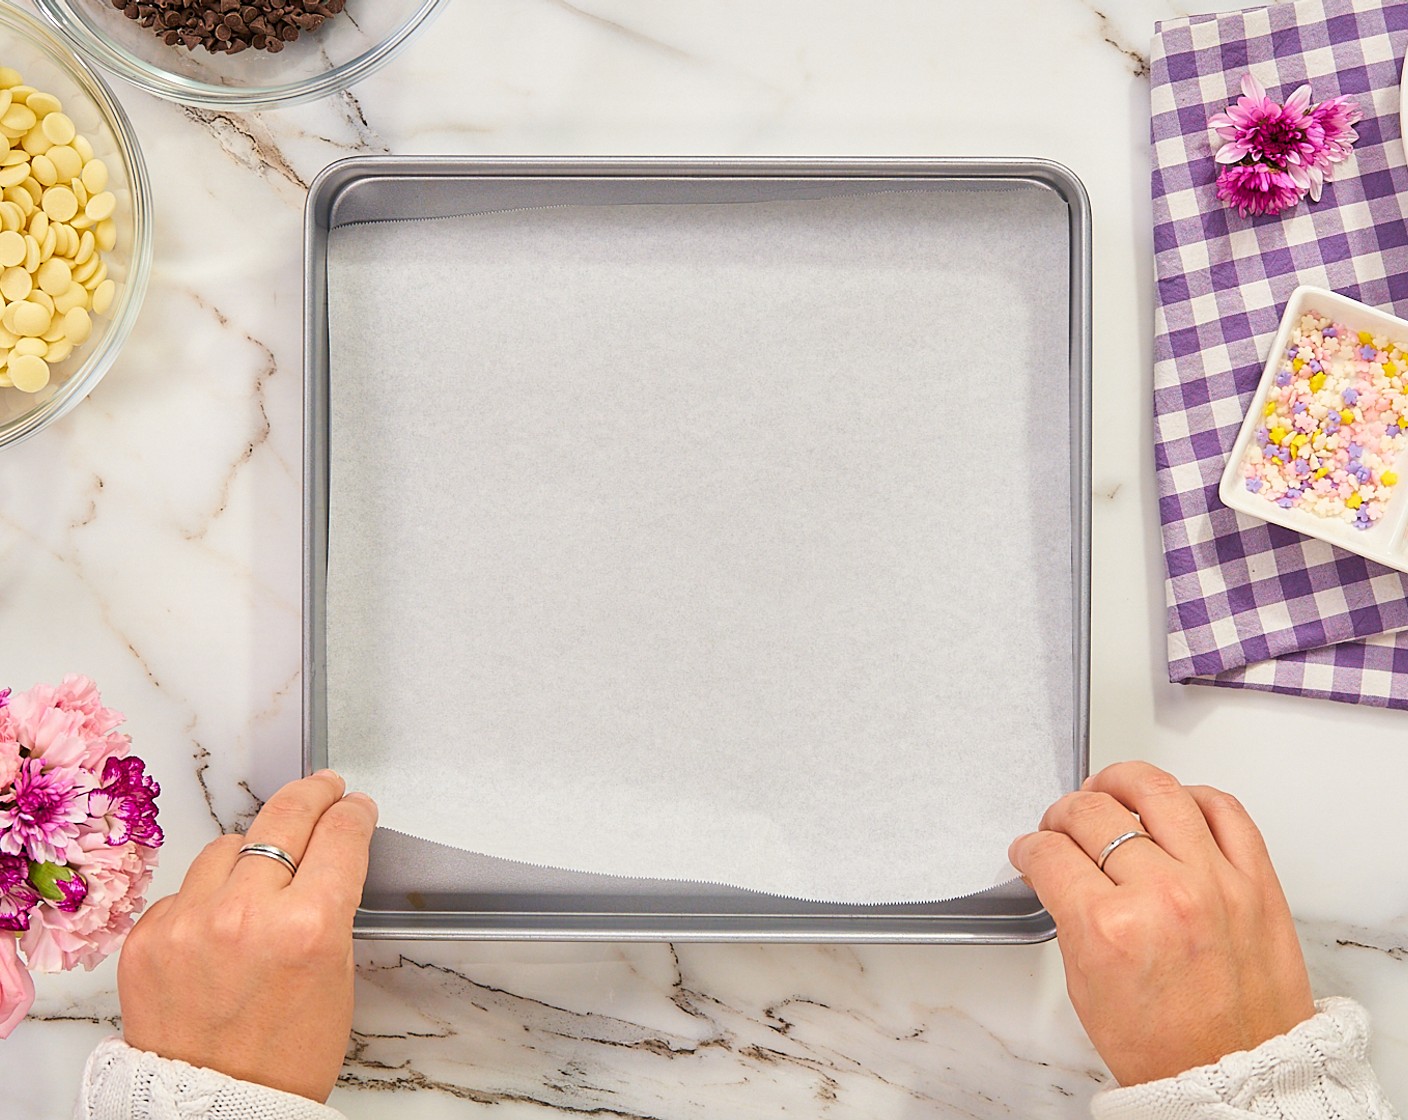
(1219, 284, 1408, 573)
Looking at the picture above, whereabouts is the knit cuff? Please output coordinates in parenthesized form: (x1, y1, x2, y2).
(1090, 998, 1396, 1120)
(77, 1037, 347, 1120)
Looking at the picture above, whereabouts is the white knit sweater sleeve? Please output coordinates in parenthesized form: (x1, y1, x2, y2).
(1090, 998, 1399, 1120)
(75, 1037, 347, 1120)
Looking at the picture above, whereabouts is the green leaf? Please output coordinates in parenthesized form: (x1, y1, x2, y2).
(27, 861, 80, 902)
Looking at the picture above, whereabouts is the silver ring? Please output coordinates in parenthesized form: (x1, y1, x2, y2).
(1096, 830, 1154, 872)
(237, 843, 298, 877)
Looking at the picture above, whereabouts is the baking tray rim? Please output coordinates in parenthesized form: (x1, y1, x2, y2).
(302, 155, 1093, 943)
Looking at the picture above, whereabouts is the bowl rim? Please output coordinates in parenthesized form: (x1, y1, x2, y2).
(29, 0, 451, 111)
(0, 0, 152, 449)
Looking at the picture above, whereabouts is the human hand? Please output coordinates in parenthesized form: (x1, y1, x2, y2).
(1008, 761, 1315, 1087)
(118, 770, 377, 1102)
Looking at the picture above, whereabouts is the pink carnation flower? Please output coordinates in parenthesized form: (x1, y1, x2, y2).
(32, 676, 125, 738)
(1216, 162, 1305, 217)
(0, 855, 39, 931)
(52, 873, 88, 913)
(6, 677, 130, 772)
(3, 698, 89, 772)
(87, 756, 163, 849)
(20, 832, 157, 973)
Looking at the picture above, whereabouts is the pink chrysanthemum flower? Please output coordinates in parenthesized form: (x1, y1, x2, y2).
(0, 854, 39, 931)
(1209, 74, 1362, 214)
(1216, 163, 1305, 217)
(0, 759, 86, 864)
(1210, 75, 1321, 172)
(1304, 95, 1363, 199)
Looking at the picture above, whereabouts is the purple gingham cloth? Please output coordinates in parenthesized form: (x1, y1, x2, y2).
(1151, 0, 1408, 708)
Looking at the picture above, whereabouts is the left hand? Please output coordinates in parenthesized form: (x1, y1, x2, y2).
(118, 770, 377, 1102)
(1009, 761, 1316, 1087)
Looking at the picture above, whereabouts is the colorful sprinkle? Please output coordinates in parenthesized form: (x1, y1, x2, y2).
(1241, 311, 1407, 529)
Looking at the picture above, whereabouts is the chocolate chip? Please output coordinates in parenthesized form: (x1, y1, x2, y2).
(112, 0, 344, 54)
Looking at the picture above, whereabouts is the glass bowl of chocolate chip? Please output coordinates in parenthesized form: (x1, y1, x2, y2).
(30, 0, 449, 110)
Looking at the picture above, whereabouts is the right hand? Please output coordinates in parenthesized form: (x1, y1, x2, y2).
(118, 770, 377, 1102)
(1008, 762, 1315, 1087)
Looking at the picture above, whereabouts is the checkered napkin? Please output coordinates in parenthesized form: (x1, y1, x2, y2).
(1151, 0, 1408, 708)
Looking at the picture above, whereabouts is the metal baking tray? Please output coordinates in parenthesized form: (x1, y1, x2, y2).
(303, 157, 1091, 942)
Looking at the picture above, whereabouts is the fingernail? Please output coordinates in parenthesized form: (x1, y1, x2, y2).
(345, 791, 378, 822)
(314, 768, 339, 779)
(1081, 774, 1095, 790)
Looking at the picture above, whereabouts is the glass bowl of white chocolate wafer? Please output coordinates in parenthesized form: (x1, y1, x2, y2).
(0, 1, 150, 449)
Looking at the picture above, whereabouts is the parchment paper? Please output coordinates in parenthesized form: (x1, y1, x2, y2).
(326, 187, 1073, 903)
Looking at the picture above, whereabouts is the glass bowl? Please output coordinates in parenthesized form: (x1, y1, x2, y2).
(0, 1, 150, 450)
(31, 0, 449, 110)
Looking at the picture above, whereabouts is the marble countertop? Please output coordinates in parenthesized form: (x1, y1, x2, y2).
(6, 1, 1408, 1116)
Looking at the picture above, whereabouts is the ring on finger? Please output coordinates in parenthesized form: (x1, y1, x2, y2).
(237, 842, 299, 877)
(1095, 830, 1155, 873)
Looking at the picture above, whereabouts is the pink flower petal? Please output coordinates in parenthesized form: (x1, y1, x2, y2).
(0, 936, 34, 1038)
(19, 835, 158, 973)
(1216, 162, 1306, 217)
